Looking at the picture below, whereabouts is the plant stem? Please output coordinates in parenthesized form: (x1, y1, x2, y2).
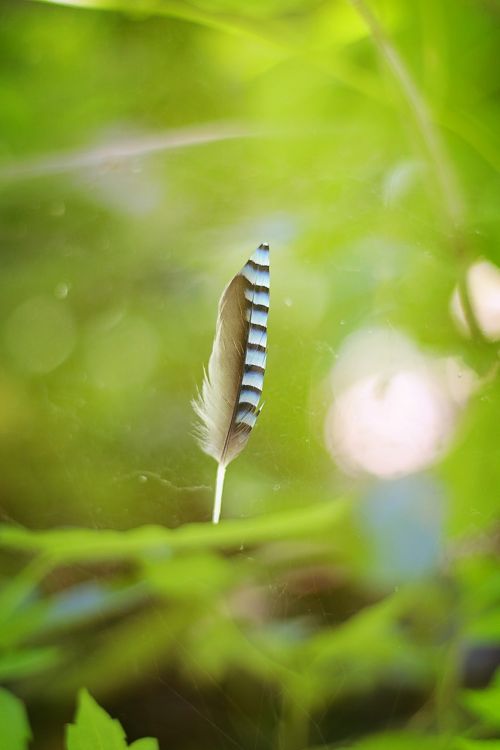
(348, 0, 487, 344)
(349, 0, 464, 227)
(276, 686, 310, 750)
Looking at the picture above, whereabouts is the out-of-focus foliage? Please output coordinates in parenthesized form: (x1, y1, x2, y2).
(0, 687, 32, 750)
(0, 0, 499, 747)
(0, 687, 159, 749)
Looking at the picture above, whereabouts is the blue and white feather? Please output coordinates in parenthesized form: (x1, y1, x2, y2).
(193, 243, 270, 523)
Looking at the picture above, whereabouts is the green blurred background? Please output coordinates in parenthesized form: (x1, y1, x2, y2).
(0, 0, 500, 748)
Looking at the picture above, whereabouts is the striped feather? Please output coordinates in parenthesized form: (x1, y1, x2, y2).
(193, 242, 270, 523)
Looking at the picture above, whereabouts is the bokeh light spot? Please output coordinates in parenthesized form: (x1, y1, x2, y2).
(358, 476, 444, 586)
(85, 314, 160, 390)
(4, 296, 76, 374)
(450, 259, 500, 341)
(325, 328, 474, 478)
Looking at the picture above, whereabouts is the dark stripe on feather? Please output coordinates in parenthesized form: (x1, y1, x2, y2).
(242, 384, 261, 395)
(247, 259, 270, 271)
(237, 402, 257, 414)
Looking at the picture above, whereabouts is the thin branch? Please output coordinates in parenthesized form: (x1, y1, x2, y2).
(0, 122, 259, 182)
(349, 0, 464, 228)
(348, 0, 488, 345)
(32, 0, 276, 41)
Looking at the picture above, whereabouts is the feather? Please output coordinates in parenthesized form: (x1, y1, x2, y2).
(193, 242, 270, 523)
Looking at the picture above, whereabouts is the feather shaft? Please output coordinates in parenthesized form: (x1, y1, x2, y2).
(213, 463, 226, 524)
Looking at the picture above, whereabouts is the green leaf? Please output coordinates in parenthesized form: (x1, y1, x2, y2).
(302, 590, 436, 703)
(0, 647, 61, 680)
(0, 501, 348, 563)
(0, 688, 32, 750)
(66, 690, 126, 750)
(129, 740, 159, 750)
(66, 689, 159, 750)
(454, 740, 500, 750)
(340, 732, 444, 749)
(462, 670, 500, 731)
(144, 552, 236, 601)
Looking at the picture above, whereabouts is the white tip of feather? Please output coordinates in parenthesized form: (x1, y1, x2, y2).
(250, 243, 270, 267)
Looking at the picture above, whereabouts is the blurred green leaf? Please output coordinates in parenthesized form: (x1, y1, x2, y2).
(443, 386, 500, 537)
(0, 647, 61, 680)
(340, 732, 443, 749)
(0, 688, 32, 750)
(462, 670, 500, 731)
(143, 552, 237, 601)
(301, 590, 436, 704)
(0, 598, 49, 649)
(0, 500, 349, 562)
(52, 606, 188, 698)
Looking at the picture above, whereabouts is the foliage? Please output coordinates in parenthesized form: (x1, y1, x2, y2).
(0, 688, 32, 750)
(66, 690, 159, 750)
(0, 687, 159, 750)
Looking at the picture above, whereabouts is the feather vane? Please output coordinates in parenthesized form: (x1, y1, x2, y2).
(193, 243, 270, 523)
